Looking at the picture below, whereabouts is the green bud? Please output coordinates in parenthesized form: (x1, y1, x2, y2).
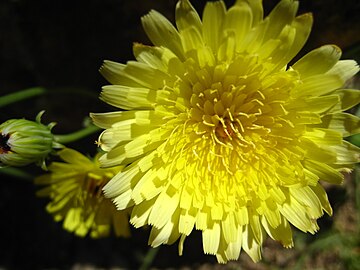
(0, 111, 59, 168)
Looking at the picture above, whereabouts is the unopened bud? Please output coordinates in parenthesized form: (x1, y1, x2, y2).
(0, 111, 58, 167)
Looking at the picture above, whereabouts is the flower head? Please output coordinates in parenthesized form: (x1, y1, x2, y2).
(36, 148, 131, 238)
(91, 0, 360, 262)
(0, 111, 57, 168)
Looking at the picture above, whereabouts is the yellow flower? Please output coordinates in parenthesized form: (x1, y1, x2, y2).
(91, 0, 360, 263)
(36, 148, 131, 238)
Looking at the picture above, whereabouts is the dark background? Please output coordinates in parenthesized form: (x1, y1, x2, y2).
(0, 0, 359, 269)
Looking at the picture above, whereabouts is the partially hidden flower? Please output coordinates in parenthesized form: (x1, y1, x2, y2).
(0, 111, 58, 168)
(35, 148, 131, 238)
(91, 0, 360, 263)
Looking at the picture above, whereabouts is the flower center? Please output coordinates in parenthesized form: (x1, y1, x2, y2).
(159, 53, 305, 198)
(84, 172, 109, 199)
(215, 119, 236, 139)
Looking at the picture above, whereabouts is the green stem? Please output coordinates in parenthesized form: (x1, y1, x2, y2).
(0, 87, 47, 108)
(139, 247, 160, 270)
(54, 124, 101, 144)
(49, 87, 99, 99)
(0, 87, 99, 109)
(0, 167, 33, 181)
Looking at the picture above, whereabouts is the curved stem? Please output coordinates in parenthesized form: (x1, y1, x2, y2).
(0, 87, 47, 108)
(0, 167, 33, 181)
(0, 86, 99, 109)
(49, 87, 99, 99)
(139, 247, 160, 270)
(54, 124, 101, 144)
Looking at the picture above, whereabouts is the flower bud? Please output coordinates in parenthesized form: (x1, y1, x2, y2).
(0, 112, 57, 167)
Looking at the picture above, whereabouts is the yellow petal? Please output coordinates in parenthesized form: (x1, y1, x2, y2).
(301, 139, 337, 163)
(263, 0, 298, 42)
(195, 208, 209, 230)
(290, 186, 323, 219)
(175, 0, 202, 33)
(303, 128, 342, 145)
(149, 208, 180, 246)
(224, 227, 243, 260)
(100, 123, 151, 149)
(318, 113, 360, 137)
(217, 33, 235, 62)
(242, 225, 262, 262)
(223, 1, 253, 50)
(63, 208, 81, 232)
(329, 141, 360, 164)
(242, 0, 263, 26)
(283, 13, 313, 64)
(311, 184, 333, 216)
(202, 0, 226, 52)
(179, 184, 193, 210)
(263, 199, 281, 229)
(35, 170, 77, 185)
(91, 111, 130, 129)
(135, 168, 166, 202)
(202, 221, 221, 254)
(99, 130, 167, 167)
(57, 148, 93, 167)
(326, 60, 359, 83)
(195, 46, 215, 68)
(292, 45, 342, 78)
(211, 202, 224, 220)
(261, 216, 293, 248)
(287, 95, 340, 114)
(91, 110, 162, 129)
(113, 189, 134, 210)
(148, 185, 180, 229)
(221, 212, 237, 243)
(101, 61, 168, 89)
(249, 214, 263, 244)
(100, 60, 139, 86)
(303, 159, 344, 185)
(100, 85, 156, 110)
(133, 43, 177, 72)
(239, 19, 268, 53)
(141, 10, 185, 60)
(46, 188, 77, 213)
(130, 198, 156, 228)
(103, 162, 141, 198)
(179, 208, 197, 235)
(280, 194, 318, 233)
(266, 25, 296, 71)
(333, 89, 360, 112)
(293, 74, 343, 97)
(180, 26, 203, 53)
(269, 186, 286, 205)
(257, 38, 282, 62)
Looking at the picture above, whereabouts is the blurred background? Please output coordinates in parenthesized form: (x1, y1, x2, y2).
(0, 0, 359, 269)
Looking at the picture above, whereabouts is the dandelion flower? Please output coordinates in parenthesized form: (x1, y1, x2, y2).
(36, 148, 131, 238)
(91, 0, 360, 262)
